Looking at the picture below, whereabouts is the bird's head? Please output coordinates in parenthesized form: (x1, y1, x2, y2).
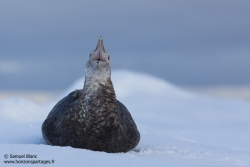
(84, 37, 111, 84)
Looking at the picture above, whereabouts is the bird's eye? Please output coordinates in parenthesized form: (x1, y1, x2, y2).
(89, 53, 91, 57)
(108, 55, 110, 60)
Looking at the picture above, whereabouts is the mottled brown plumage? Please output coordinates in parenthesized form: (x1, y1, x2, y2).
(42, 37, 140, 153)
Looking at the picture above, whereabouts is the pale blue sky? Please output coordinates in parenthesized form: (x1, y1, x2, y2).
(0, 0, 250, 90)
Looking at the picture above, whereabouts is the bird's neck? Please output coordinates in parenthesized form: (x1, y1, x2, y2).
(77, 78, 118, 120)
(83, 77, 115, 96)
(79, 77, 117, 110)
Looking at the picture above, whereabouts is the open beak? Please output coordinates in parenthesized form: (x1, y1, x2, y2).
(91, 37, 108, 62)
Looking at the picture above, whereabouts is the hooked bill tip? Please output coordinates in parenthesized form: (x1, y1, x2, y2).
(95, 36, 105, 52)
(98, 36, 103, 42)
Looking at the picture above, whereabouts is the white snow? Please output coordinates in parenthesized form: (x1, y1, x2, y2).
(1, 70, 250, 167)
(0, 98, 47, 124)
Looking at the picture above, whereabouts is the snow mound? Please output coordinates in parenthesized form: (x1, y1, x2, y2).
(0, 98, 47, 124)
(112, 70, 192, 98)
(62, 70, 192, 98)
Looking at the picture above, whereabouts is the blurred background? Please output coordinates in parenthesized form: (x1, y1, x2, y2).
(0, 0, 250, 103)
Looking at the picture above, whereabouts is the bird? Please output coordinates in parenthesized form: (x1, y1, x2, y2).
(42, 37, 140, 153)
